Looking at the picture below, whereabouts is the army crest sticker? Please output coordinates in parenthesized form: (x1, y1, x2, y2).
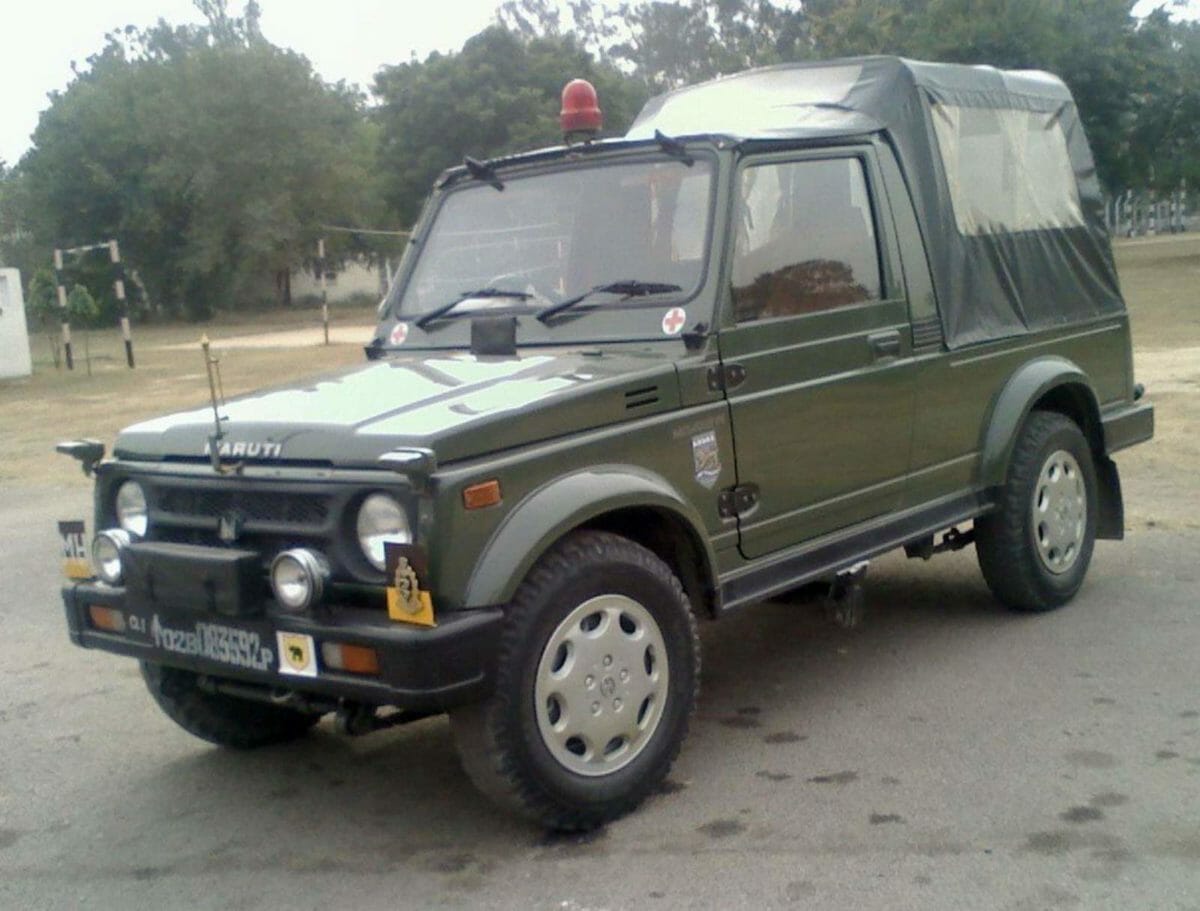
(691, 430, 722, 489)
(384, 543, 436, 627)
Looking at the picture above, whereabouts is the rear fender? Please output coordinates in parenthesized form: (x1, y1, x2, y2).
(980, 356, 1122, 539)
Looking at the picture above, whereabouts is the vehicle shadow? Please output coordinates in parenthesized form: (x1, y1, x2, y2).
(71, 550, 1039, 880)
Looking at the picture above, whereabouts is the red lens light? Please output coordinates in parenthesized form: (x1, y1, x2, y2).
(560, 79, 602, 136)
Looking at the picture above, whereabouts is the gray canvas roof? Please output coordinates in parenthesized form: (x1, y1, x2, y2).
(630, 57, 1125, 348)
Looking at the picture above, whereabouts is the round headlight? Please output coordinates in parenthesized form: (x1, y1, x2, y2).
(115, 481, 148, 537)
(270, 549, 330, 612)
(356, 493, 412, 571)
(92, 529, 131, 585)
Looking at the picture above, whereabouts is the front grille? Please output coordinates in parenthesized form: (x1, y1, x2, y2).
(157, 488, 330, 525)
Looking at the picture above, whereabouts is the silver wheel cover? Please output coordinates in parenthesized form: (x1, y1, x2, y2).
(534, 594, 669, 777)
(1031, 449, 1087, 575)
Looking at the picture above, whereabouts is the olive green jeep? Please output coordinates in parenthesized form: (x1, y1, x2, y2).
(58, 57, 1153, 830)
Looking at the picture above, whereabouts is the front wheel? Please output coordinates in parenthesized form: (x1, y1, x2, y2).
(451, 531, 700, 831)
(976, 410, 1098, 611)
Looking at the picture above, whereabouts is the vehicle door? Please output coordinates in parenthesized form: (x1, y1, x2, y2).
(718, 148, 917, 559)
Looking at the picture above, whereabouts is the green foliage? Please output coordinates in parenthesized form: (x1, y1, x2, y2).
(502, 0, 1200, 193)
(17, 2, 380, 320)
(8, 0, 1196, 321)
(26, 268, 59, 328)
(373, 26, 648, 225)
(66, 285, 101, 326)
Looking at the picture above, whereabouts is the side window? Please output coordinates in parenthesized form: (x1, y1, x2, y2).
(731, 157, 882, 323)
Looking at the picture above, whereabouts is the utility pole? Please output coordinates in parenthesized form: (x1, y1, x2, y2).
(52, 248, 74, 370)
(318, 238, 329, 345)
(109, 239, 135, 367)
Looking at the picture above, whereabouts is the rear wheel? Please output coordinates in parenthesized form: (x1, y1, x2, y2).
(141, 663, 322, 749)
(976, 410, 1098, 611)
(451, 530, 700, 831)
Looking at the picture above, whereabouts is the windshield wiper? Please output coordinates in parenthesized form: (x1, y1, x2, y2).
(414, 288, 533, 330)
(654, 130, 694, 167)
(535, 280, 683, 324)
(464, 156, 504, 191)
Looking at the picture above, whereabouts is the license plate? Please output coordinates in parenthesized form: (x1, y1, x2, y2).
(136, 612, 277, 672)
(58, 520, 90, 580)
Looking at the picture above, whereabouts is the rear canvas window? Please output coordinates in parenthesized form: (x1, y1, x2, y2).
(930, 103, 1084, 236)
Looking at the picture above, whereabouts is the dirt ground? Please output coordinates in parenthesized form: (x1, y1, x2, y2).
(1, 236, 1196, 522)
(0, 306, 374, 488)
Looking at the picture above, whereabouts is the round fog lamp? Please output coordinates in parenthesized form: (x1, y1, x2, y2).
(92, 529, 132, 585)
(270, 549, 330, 612)
(356, 493, 412, 571)
(115, 480, 148, 537)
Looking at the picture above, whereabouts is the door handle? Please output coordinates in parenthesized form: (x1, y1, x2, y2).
(868, 330, 902, 361)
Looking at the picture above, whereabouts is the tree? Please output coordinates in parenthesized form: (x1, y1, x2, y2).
(16, 1, 380, 320)
(374, 26, 648, 225)
(26, 268, 63, 367)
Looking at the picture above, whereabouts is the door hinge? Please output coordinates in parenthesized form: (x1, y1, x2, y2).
(707, 363, 747, 393)
(718, 483, 760, 519)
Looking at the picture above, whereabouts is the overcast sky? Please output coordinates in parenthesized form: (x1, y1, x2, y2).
(2, 0, 1196, 166)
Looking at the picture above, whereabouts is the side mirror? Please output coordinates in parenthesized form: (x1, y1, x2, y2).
(56, 439, 105, 477)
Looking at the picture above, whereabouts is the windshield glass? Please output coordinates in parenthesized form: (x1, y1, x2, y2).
(389, 157, 714, 322)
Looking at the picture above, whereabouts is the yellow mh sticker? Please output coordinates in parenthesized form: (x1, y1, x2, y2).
(384, 542, 436, 627)
(58, 520, 91, 580)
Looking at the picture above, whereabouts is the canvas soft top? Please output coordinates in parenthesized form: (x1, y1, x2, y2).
(629, 56, 1125, 348)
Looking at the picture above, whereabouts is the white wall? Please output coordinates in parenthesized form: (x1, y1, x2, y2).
(0, 269, 33, 380)
(292, 258, 385, 303)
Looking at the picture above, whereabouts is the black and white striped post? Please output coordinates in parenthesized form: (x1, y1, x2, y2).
(52, 248, 74, 370)
(317, 237, 329, 345)
(53, 239, 137, 370)
(109, 239, 135, 367)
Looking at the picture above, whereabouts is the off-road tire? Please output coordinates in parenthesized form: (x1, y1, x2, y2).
(976, 410, 1098, 611)
(450, 530, 700, 831)
(141, 662, 322, 748)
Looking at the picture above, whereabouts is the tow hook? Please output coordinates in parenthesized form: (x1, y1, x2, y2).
(334, 702, 436, 736)
(825, 560, 869, 629)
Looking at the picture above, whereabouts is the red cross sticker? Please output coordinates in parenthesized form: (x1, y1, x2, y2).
(661, 307, 687, 336)
(389, 322, 409, 345)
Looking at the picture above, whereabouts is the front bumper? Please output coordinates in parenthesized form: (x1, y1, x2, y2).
(63, 581, 503, 712)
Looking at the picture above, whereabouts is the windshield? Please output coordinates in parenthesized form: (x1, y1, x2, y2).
(388, 157, 714, 324)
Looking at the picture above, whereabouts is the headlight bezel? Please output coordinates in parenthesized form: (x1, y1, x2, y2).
(91, 529, 132, 585)
(355, 491, 414, 572)
(114, 480, 148, 537)
(270, 548, 330, 612)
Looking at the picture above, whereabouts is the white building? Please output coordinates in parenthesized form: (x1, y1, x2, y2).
(0, 269, 32, 379)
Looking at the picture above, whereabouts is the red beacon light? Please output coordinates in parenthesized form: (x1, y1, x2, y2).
(560, 78, 602, 144)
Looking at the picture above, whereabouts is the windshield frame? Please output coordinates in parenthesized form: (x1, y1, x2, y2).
(375, 143, 724, 349)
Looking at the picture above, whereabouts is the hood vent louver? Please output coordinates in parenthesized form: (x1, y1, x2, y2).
(624, 385, 660, 410)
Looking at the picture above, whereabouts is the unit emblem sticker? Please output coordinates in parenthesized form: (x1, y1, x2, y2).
(691, 430, 722, 489)
(276, 632, 318, 677)
(389, 321, 409, 345)
(661, 307, 686, 336)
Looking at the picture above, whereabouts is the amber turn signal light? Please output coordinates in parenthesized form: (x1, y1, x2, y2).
(88, 605, 126, 632)
(462, 479, 502, 510)
(320, 642, 380, 675)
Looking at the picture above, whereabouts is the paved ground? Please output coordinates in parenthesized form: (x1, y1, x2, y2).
(1, 480, 1197, 910)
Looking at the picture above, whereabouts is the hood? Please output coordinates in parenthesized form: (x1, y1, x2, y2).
(114, 347, 683, 468)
